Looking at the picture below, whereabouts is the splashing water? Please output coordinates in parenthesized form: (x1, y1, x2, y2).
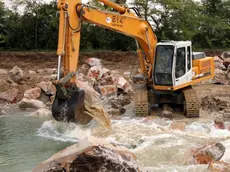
(36, 116, 230, 171)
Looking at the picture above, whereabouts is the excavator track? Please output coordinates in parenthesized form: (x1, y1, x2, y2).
(183, 87, 200, 118)
(134, 84, 149, 116)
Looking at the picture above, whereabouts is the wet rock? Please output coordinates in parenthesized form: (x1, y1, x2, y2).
(28, 108, 52, 117)
(214, 117, 225, 130)
(33, 137, 140, 172)
(28, 70, 36, 75)
(170, 122, 186, 131)
(24, 87, 41, 100)
(0, 79, 10, 92)
(38, 92, 50, 103)
(0, 104, 19, 115)
(0, 69, 8, 75)
(0, 88, 18, 103)
(108, 108, 121, 116)
(37, 81, 56, 96)
(19, 98, 45, 109)
(192, 142, 225, 164)
(76, 80, 100, 103)
(161, 104, 173, 118)
(208, 161, 230, 172)
(98, 85, 117, 97)
(8, 66, 25, 83)
(85, 57, 101, 67)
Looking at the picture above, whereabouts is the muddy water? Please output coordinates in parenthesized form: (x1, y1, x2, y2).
(1, 111, 230, 172)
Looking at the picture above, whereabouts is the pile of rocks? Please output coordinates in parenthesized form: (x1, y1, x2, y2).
(213, 51, 230, 85)
(0, 57, 133, 117)
(77, 57, 133, 116)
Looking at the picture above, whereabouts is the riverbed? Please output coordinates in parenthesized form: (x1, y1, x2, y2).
(1, 110, 230, 172)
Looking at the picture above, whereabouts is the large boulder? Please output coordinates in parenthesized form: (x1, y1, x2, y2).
(27, 108, 52, 117)
(24, 87, 41, 100)
(192, 142, 225, 164)
(33, 137, 140, 172)
(208, 161, 230, 172)
(8, 65, 24, 83)
(37, 81, 56, 96)
(19, 98, 45, 109)
(76, 80, 100, 103)
(0, 88, 18, 103)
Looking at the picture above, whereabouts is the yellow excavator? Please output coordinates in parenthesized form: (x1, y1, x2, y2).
(52, 0, 215, 123)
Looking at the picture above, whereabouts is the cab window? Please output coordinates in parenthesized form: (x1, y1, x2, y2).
(176, 47, 186, 78)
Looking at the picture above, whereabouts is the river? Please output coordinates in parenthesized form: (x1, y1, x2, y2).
(1, 111, 230, 172)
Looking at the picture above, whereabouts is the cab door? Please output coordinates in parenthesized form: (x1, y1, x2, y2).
(174, 43, 193, 86)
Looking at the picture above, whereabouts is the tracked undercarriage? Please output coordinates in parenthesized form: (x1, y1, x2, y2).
(135, 84, 200, 118)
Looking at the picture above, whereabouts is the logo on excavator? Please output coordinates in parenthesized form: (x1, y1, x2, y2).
(106, 17, 112, 24)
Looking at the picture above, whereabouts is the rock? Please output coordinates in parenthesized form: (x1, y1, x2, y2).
(192, 142, 226, 164)
(98, 76, 113, 85)
(8, 66, 24, 83)
(24, 87, 41, 100)
(79, 64, 90, 75)
(0, 79, 10, 92)
(0, 88, 18, 103)
(45, 68, 57, 74)
(43, 74, 57, 80)
(37, 81, 56, 96)
(170, 122, 186, 131)
(208, 161, 230, 172)
(87, 66, 103, 79)
(214, 117, 225, 130)
(85, 57, 101, 67)
(223, 109, 230, 120)
(76, 80, 100, 103)
(0, 104, 19, 115)
(108, 108, 121, 116)
(223, 58, 230, 68)
(98, 85, 117, 97)
(36, 69, 46, 74)
(33, 137, 140, 172)
(214, 57, 226, 70)
(0, 69, 8, 75)
(221, 51, 230, 59)
(38, 92, 50, 103)
(113, 76, 132, 92)
(161, 104, 173, 118)
(27, 108, 52, 117)
(19, 98, 45, 109)
(28, 70, 36, 75)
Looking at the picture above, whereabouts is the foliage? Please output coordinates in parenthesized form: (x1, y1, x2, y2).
(0, 0, 230, 50)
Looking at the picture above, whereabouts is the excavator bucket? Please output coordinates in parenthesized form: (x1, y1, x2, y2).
(51, 74, 93, 124)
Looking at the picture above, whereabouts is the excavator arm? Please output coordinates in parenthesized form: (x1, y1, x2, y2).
(52, 0, 157, 123)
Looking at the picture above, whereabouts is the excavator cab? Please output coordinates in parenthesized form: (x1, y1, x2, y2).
(154, 41, 193, 88)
